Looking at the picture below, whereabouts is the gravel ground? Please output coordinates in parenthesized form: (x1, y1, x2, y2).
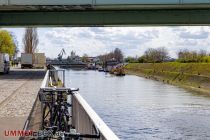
(0, 68, 45, 140)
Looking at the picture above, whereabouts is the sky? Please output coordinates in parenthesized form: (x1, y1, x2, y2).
(3, 26, 210, 59)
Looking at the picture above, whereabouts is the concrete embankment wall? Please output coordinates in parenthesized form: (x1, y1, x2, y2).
(125, 63, 210, 94)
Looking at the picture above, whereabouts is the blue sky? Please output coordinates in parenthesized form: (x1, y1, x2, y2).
(3, 26, 210, 58)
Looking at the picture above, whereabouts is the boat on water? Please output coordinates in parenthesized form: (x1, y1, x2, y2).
(98, 66, 104, 72)
(110, 64, 125, 76)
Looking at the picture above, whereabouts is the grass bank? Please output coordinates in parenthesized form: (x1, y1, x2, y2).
(125, 62, 210, 94)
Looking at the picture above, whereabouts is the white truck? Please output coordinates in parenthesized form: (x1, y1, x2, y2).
(21, 53, 33, 68)
(0, 53, 10, 74)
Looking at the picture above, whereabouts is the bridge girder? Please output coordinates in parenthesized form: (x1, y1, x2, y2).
(0, 9, 210, 26)
(1, 1, 210, 26)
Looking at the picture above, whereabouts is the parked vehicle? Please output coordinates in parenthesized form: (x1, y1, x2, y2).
(21, 53, 33, 68)
(0, 53, 10, 74)
(33, 53, 46, 69)
(21, 53, 46, 69)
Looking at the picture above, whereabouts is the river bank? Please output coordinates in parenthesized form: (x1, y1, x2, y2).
(125, 63, 210, 95)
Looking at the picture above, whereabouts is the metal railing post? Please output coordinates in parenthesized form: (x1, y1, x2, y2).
(63, 70, 65, 87)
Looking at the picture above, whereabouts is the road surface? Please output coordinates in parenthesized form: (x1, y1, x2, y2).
(0, 68, 45, 140)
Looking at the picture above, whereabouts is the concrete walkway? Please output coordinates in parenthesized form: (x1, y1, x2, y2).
(0, 68, 45, 140)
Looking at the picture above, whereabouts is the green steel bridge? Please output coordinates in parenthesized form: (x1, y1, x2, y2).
(1, 0, 210, 26)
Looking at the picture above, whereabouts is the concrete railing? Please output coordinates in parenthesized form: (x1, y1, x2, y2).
(72, 92, 120, 140)
(40, 70, 49, 88)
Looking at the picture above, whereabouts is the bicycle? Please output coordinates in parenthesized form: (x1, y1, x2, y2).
(38, 87, 100, 140)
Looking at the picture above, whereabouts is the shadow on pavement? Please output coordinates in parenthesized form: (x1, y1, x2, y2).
(0, 69, 46, 80)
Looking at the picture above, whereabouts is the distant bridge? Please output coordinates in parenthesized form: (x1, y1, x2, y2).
(48, 60, 86, 69)
(1, 0, 210, 26)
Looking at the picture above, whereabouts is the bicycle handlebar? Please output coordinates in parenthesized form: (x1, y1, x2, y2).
(40, 87, 79, 94)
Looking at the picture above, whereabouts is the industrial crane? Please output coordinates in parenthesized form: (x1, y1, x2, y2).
(57, 48, 66, 61)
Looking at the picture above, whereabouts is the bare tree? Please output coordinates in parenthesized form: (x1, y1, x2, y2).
(23, 28, 39, 54)
(144, 47, 169, 63)
(177, 49, 208, 63)
(199, 49, 207, 57)
(157, 47, 169, 62)
(114, 48, 124, 62)
(144, 48, 158, 63)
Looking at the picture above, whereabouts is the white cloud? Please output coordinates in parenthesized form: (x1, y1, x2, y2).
(2, 26, 210, 58)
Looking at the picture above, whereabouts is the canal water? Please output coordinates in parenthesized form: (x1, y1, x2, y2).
(65, 69, 210, 140)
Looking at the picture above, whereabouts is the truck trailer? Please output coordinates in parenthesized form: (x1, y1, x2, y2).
(33, 53, 46, 69)
(0, 53, 10, 74)
(21, 53, 33, 68)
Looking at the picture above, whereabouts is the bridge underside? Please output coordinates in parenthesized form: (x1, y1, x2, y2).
(1, 4, 210, 26)
(1, 9, 210, 26)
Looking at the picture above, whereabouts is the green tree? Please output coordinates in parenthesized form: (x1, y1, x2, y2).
(0, 30, 15, 56)
(125, 56, 138, 63)
(138, 56, 145, 63)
